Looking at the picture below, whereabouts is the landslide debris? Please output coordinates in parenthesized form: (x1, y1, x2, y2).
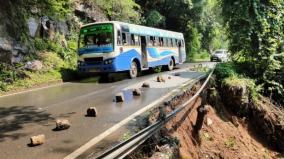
(128, 79, 283, 159)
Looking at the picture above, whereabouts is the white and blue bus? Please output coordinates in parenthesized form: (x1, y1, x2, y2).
(77, 21, 186, 78)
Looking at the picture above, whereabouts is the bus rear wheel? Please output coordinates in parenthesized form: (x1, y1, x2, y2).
(166, 58, 174, 71)
(128, 61, 138, 79)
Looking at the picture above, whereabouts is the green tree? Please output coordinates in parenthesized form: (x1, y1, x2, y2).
(186, 24, 202, 60)
(145, 10, 165, 27)
(94, 0, 141, 23)
(221, 0, 284, 103)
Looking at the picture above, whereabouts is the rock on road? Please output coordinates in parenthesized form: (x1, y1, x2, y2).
(0, 62, 214, 159)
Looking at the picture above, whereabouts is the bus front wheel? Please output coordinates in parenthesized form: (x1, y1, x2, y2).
(128, 61, 138, 79)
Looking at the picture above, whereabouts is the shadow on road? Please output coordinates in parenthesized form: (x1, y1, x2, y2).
(0, 106, 53, 142)
(75, 67, 183, 84)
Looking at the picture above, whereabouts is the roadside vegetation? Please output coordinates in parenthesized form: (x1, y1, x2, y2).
(0, 0, 226, 93)
(0, 0, 283, 158)
(0, 0, 283, 107)
(217, 0, 284, 105)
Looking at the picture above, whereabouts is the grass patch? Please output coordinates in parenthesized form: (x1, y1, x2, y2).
(214, 62, 261, 104)
(0, 52, 78, 95)
(190, 64, 210, 72)
(202, 132, 213, 141)
(224, 137, 236, 150)
(214, 62, 238, 80)
(222, 75, 260, 102)
(120, 131, 133, 142)
(0, 70, 62, 95)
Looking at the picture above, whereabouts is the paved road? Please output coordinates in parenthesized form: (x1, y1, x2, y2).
(0, 62, 214, 159)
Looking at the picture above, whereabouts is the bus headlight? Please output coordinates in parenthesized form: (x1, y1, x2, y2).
(104, 59, 114, 65)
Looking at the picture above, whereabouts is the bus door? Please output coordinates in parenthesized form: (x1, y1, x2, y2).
(141, 36, 148, 68)
(178, 40, 183, 63)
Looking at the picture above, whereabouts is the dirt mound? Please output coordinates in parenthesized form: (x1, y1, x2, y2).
(221, 83, 284, 152)
(128, 81, 282, 159)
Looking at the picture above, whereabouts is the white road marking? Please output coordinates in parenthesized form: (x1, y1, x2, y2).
(63, 74, 205, 159)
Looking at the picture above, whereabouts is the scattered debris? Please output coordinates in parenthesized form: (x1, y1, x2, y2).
(30, 134, 45, 146)
(231, 116, 239, 127)
(174, 73, 181, 76)
(142, 82, 150, 88)
(115, 93, 125, 102)
(203, 132, 213, 141)
(204, 105, 213, 114)
(4, 78, 13, 84)
(87, 107, 98, 117)
(239, 117, 246, 126)
(132, 88, 141, 96)
(24, 60, 43, 71)
(150, 144, 175, 159)
(157, 75, 166, 82)
(55, 119, 70, 130)
(205, 117, 213, 126)
(168, 76, 172, 79)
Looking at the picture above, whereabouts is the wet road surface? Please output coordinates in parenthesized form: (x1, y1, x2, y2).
(0, 62, 214, 159)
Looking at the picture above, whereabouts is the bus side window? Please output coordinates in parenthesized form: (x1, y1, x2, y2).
(131, 34, 135, 45)
(154, 37, 158, 46)
(117, 30, 122, 45)
(149, 36, 154, 46)
(127, 33, 132, 45)
(158, 37, 163, 46)
(172, 39, 176, 47)
(122, 32, 127, 45)
(167, 38, 171, 47)
(170, 39, 174, 47)
(163, 38, 167, 47)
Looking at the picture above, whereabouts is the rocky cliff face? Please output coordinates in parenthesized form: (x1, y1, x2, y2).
(74, 0, 108, 22)
(0, 0, 28, 64)
(0, 0, 108, 64)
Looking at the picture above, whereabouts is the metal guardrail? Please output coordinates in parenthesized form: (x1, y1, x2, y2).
(96, 69, 214, 159)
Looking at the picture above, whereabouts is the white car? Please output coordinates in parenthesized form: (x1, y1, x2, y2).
(210, 49, 228, 62)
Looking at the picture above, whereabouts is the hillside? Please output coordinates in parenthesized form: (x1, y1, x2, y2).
(0, 0, 227, 93)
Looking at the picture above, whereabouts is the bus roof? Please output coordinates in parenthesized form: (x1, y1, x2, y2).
(81, 21, 184, 40)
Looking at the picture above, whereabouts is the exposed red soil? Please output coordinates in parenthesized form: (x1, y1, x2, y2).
(165, 97, 280, 159)
(129, 81, 283, 159)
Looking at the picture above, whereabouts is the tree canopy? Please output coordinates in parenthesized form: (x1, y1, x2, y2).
(221, 0, 284, 104)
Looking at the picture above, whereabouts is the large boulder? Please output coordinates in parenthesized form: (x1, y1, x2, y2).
(0, 38, 12, 63)
(39, 16, 56, 40)
(0, 38, 29, 64)
(30, 134, 45, 146)
(55, 119, 71, 130)
(56, 21, 69, 35)
(115, 93, 125, 102)
(87, 107, 98, 117)
(24, 60, 43, 71)
(27, 17, 39, 37)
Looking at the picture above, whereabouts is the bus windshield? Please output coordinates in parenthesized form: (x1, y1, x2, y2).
(79, 24, 114, 53)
